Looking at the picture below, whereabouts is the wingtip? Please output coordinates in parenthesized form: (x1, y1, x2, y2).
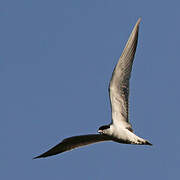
(33, 154, 44, 159)
(136, 17, 141, 27)
(33, 156, 40, 160)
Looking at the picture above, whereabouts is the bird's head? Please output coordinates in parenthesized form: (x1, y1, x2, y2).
(98, 125, 110, 134)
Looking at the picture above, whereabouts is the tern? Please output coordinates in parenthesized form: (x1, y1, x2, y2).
(34, 18, 152, 159)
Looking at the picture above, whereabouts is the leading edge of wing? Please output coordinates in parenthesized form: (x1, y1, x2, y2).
(33, 134, 112, 159)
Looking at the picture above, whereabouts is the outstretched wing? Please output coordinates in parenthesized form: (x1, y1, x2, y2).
(109, 18, 141, 129)
(34, 134, 111, 159)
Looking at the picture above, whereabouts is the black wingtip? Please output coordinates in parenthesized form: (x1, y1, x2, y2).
(33, 154, 44, 159)
(33, 156, 40, 160)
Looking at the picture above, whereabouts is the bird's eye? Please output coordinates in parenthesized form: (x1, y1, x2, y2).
(99, 125, 110, 131)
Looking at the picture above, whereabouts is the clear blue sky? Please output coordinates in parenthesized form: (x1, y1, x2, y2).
(1, 0, 180, 179)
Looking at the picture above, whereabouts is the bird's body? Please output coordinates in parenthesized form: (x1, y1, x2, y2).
(34, 18, 152, 159)
(106, 124, 151, 145)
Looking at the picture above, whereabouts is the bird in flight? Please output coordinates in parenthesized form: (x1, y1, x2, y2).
(34, 18, 152, 159)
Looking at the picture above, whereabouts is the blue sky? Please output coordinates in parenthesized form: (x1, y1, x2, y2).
(1, 0, 180, 179)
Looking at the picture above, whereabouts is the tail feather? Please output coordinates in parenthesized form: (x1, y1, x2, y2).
(144, 140, 152, 146)
(136, 139, 152, 146)
(132, 135, 152, 146)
